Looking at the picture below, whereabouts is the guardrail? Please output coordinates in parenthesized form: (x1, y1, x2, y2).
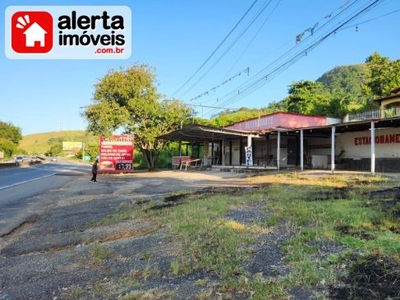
(0, 162, 18, 169)
(0, 161, 42, 169)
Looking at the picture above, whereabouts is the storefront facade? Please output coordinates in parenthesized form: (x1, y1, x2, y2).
(160, 91, 400, 174)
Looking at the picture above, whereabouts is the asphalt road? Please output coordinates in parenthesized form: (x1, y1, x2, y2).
(0, 161, 90, 237)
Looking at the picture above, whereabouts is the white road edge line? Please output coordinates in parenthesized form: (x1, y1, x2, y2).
(0, 173, 56, 191)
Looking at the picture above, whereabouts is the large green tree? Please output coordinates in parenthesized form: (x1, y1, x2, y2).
(83, 64, 192, 170)
(285, 80, 329, 115)
(0, 121, 22, 145)
(0, 138, 17, 158)
(364, 52, 400, 98)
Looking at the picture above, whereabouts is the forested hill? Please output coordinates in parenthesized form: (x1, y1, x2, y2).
(316, 64, 369, 100)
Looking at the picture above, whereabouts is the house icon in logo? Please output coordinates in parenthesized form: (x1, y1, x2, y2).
(24, 22, 47, 47)
(11, 11, 53, 54)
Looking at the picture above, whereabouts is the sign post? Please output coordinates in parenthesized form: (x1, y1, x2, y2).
(245, 146, 253, 167)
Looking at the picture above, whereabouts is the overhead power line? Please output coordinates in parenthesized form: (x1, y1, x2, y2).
(185, 103, 238, 110)
(202, 0, 385, 117)
(182, 0, 278, 97)
(173, 0, 259, 97)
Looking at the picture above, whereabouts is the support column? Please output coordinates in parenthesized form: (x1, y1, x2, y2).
(277, 132, 281, 170)
(240, 138, 243, 165)
(211, 142, 215, 165)
(300, 129, 304, 171)
(203, 140, 209, 166)
(222, 139, 226, 166)
(219, 140, 223, 166)
(331, 126, 336, 174)
(371, 121, 376, 175)
(229, 140, 232, 165)
(247, 135, 252, 147)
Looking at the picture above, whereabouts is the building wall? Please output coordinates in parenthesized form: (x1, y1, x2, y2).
(340, 158, 400, 172)
(308, 137, 331, 156)
(336, 128, 400, 159)
(229, 139, 241, 165)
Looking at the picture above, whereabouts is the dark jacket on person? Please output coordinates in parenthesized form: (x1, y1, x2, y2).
(92, 161, 98, 173)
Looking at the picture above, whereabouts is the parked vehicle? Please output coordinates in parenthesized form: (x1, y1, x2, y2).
(15, 156, 23, 164)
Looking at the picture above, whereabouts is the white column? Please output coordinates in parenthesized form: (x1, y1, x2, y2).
(247, 135, 252, 147)
(222, 139, 226, 166)
(331, 126, 335, 174)
(300, 130, 304, 171)
(371, 121, 376, 175)
(277, 131, 281, 170)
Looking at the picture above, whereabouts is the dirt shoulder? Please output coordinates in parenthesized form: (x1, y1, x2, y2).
(0, 170, 259, 300)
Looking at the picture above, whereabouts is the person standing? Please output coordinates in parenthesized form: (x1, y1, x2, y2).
(91, 159, 98, 182)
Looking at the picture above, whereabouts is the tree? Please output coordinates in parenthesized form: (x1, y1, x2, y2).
(0, 138, 17, 158)
(364, 52, 400, 98)
(83, 64, 192, 170)
(76, 144, 98, 161)
(0, 121, 22, 145)
(0, 121, 22, 158)
(211, 108, 261, 127)
(210, 107, 280, 128)
(45, 144, 63, 156)
(285, 80, 329, 115)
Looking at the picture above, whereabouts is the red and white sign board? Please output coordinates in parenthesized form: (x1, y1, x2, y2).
(99, 135, 134, 173)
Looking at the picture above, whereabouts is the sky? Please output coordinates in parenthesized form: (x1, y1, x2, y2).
(1, 0, 399, 136)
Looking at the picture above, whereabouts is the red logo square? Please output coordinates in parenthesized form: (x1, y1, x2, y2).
(11, 11, 53, 54)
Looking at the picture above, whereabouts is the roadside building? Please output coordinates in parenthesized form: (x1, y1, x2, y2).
(160, 88, 400, 174)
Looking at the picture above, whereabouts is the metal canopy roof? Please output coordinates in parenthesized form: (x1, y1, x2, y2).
(158, 124, 257, 143)
(159, 117, 400, 143)
(269, 116, 400, 137)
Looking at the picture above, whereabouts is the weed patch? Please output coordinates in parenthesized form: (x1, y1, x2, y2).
(91, 243, 112, 260)
(329, 253, 400, 299)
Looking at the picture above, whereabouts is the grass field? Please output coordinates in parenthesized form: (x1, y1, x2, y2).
(101, 173, 400, 299)
(20, 130, 98, 154)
